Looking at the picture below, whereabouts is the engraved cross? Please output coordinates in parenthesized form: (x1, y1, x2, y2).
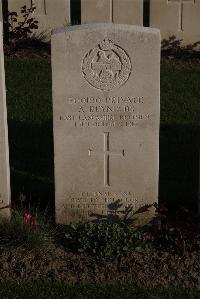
(167, 0, 195, 31)
(88, 132, 125, 187)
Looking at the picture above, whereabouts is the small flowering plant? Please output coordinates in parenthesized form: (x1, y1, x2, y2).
(64, 221, 153, 258)
(23, 211, 37, 231)
(0, 207, 53, 249)
(132, 230, 153, 253)
(142, 232, 152, 241)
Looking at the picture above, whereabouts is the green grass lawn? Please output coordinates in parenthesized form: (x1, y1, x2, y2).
(161, 62, 200, 125)
(3, 58, 200, 297)
(6, 59, 52, 124)
(5, 59, 54, 210)
(160, 61, 200, 209)
(5, 58, 200, 210)
(0, 283, 199, 299)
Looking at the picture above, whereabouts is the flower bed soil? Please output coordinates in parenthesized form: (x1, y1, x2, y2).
(0, 245, 199, 289)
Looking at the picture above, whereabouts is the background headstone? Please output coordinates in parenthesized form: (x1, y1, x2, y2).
(150, 0, 200, 46)
(0, 22, 11, 219)
(81, 0, 143, 25)
(112, 0, 143, 25)
(52, 24, 160, 224)
(8, 0, 71, 39)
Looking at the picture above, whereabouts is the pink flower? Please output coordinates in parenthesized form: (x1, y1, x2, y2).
(23, 211, 37, 231)
(142, 233, 151, 241)
(23, 212, 32, 222)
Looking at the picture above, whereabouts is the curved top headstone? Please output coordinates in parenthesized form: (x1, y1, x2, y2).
(52, 24, 160, 224)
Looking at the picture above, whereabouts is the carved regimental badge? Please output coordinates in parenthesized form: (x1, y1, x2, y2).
(82, 38, 132, 91)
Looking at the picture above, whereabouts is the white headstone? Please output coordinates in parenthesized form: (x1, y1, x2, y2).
(150, 0, 200, 46)
(52, 24, 160, 224)
(0, 22, 11, 219)
(8, 0, 71, 39)
(81, 0, 143, 25)
(0, 1, 3, 22)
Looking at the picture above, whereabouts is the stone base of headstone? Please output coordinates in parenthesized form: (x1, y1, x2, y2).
(0, 207, 11, 221)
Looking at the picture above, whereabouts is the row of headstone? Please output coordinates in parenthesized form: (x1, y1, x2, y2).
(81, 0, 143, 25)
(1, 3, 199, 223)
(150, 0, 200, 46)
(7, 0, 200, 45)
(0, 10, 161, 223)
(8, 0, 71, 39)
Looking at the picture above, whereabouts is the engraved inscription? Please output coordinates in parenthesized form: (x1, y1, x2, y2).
(59, 96, 151, 128)
(167, 0, 195, 31)
(62, 191, 145, 218)
(89, 132, 125, 187)
(82, 38, 132, 91)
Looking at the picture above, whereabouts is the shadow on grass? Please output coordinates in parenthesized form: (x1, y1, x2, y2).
(8, 119, 55, 217)
(7, 119, 199, 216)
(159, 124, 199, 210)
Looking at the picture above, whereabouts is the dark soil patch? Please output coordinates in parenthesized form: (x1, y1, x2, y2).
(0, 244, 199, 289)
(1, 210, 200, 288)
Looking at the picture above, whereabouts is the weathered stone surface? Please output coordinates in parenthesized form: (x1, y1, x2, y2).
(8, 0, 71, 39)
(0, 22, 11, 219)
(150, 0, 200, 46)
(81, 0, 143, 25)
(0, 208, 11, 220)
(52, 24, 160, 224)
(81, 0, 112, 23)
(0, 1, 2, 22)
(112, 0, 143, 25)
